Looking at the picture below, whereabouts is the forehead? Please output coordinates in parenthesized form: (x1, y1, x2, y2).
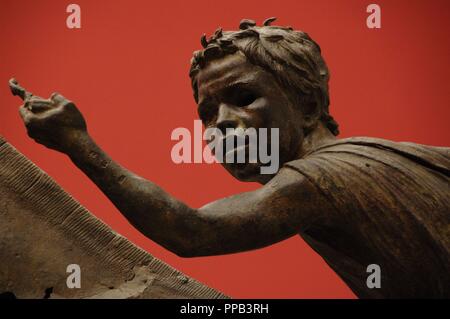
(196, 52, 273, 99)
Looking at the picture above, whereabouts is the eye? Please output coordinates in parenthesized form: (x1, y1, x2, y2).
(233, 89, 257, 107)
(198, 102, 216, 124)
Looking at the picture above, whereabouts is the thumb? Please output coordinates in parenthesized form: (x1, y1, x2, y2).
(50, 92, 68, 105)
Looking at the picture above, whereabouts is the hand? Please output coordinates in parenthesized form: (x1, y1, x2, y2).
(10, 78, 87, 153)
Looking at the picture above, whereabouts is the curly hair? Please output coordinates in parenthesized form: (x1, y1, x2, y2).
(189, 17, 339, 136)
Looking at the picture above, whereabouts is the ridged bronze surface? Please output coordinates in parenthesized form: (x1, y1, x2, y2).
(0, 135, 227, 299)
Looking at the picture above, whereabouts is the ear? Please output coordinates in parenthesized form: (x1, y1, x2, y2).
(301, 92, 322, 135)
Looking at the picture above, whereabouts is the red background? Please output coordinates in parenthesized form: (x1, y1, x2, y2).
(0, 0, 449, 298)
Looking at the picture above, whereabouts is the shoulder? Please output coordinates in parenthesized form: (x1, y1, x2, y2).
(284, 136, 450, 178)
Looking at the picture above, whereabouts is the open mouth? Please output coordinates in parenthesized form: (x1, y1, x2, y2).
(206, 129, 266, 165)
(222, 134, 253, 163)
(224, 143, 249, 158)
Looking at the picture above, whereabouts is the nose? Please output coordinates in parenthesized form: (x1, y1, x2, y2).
(216, 103, 242, 134)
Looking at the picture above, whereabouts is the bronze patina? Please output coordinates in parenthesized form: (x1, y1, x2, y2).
(7, 18, 450, 298)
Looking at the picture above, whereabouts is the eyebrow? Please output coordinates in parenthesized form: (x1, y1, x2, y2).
(222, 79, 252, 90)
(224, 71, 263, 90)
(197, 75, 258, 108)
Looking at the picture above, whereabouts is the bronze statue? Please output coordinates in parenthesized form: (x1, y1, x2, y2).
(9, 18, 450, 298)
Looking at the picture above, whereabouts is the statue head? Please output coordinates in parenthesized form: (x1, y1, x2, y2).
(189, 18, 339, 183)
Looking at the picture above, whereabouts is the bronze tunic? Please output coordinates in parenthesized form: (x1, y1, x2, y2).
(284, 137, 450, 298)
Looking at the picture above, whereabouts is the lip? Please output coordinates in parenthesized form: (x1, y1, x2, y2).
(224, 143, 249, 158)
(208, 132, 256, 161)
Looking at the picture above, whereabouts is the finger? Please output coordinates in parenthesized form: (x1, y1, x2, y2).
(9, 78, 33, 101)
(27, 96, 50, 103)
(24, 98, 53, 113)
(28, 101, 54, 113)
(50, 92, 68, 105)
(19, 105, 33, 124)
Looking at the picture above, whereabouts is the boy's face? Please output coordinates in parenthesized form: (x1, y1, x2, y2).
(196, 52, 305, 183)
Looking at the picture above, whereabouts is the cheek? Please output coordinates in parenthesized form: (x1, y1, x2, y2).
(268, 100, 303, 158)
(263, 98, 296, 134)
(258, 101, 296, 154)
(244, 97, 289, 128)
(240, 98, 271, 128)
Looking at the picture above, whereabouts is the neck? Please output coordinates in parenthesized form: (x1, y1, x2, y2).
(257, 123, 337, 185)
(297, 122, 337, 159)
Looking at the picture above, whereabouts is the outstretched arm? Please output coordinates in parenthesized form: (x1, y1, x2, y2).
(11, 80, 321, 257)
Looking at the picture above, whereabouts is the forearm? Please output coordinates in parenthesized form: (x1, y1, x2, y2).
(65, 131, 200, 255)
